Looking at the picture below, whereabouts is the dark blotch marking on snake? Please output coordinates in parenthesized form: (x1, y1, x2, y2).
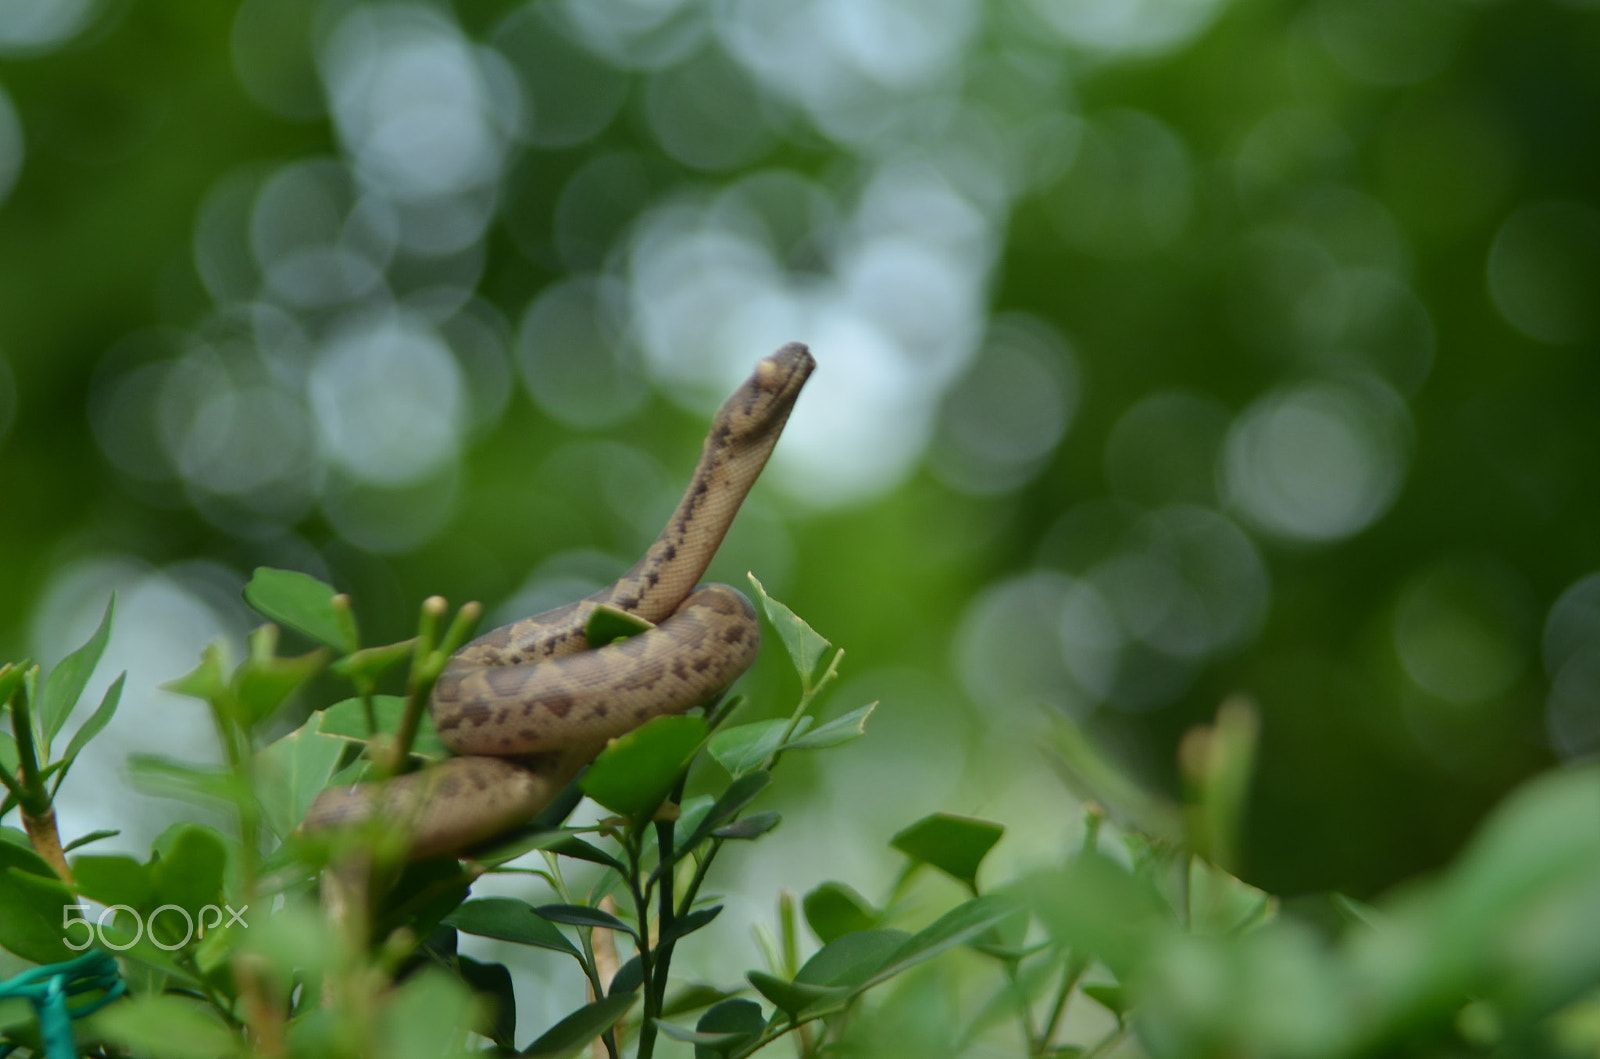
(531, 689, 575, 719)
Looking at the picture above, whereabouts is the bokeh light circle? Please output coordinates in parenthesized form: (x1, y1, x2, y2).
(320, 3, 515, 202)
(1105, 391, 1232, 506)
(250, 159, 397, 310)
(517, 276, 648, 429)
(1045, 109, 1193, 259)
(930, 314, 1079, 496)
(646, 44, 775, 172)
(1026, 0, 1230, 58)
(0, 350, 13, 448)
(493, 3, 630, 149)
(0, 0, 102, 55)
(1487, 199, 1600, 346)
(1315, 0, 1466, 87)
(321, 464, 461, 554)
(309, 309, 467, 486)
(1221, 377, 1410, 544)
(1543, 572, 1600, 759)
(958, 570, 1100, 717)
(230, 0, 325, 122)
(0, 83, 22, 208)
(1392, 555, 1532, 705)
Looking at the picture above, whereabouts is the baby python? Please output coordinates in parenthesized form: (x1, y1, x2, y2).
(302, 343, 815, 858)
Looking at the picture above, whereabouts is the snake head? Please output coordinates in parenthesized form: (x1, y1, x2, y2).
(723, 342, 815, 445)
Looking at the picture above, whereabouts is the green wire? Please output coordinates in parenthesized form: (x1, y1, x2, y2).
(0, 950, 125, 1059)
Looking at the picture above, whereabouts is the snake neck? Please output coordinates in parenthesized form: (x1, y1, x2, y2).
(592, 343, 813, 624)
(597, 427, 773, 623)
(450, 344, 813, 668)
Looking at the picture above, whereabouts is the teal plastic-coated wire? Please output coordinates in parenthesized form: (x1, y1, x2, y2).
(0, 949, 125, 1059)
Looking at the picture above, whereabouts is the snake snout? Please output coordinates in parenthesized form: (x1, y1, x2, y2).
(757, 342, 815, 396)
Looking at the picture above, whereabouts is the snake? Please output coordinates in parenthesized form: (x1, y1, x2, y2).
(302, 343, 815, 859)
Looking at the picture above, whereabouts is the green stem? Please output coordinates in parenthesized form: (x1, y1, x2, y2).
(1080, 1023, 1127, 1059)
(766, 649, 844, 773)
(627, 835, 660, 1059)
(359, 685, 378, 741)
(177, 952, 241, 1028)
(1036, 953, 1086, 1055)
(1001, 959, 1035, 1054)
(645, 770, 693, 1034)
(7, 672, 49, 814)
(545, 853, 621, 1059)
(675, 838, 723, 922)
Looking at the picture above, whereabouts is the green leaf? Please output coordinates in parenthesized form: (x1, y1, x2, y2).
(0, 865, 76, 963)
(458, 955, 517, 1051)
(1081, 983, 1127, 1016)
(693, 997, 767, 1058)
(747, 574, 831, 686)
(653, 1021, 747, 1047)
(680, 771, 771, 852)
(73, 854, 153, 910)
(662, 984, 744, 1020)
(330, 638, 416, 685)
(708, 718, 812, 777)
(150, 825, 227, 922)
(546, 835, 626, 872)
(862, 895, 1026, 991)
(534, 903, 638, 940)
(444, 898, 582, 960)
(128, 755, 251, 811)
(237, 900, 340, 983)
(0, 831, 51, 877)
(90, 993, 238, 1059)
(380, 857, 476, 942)
(661, 905, 723, 947)
(1014, 854, 1171, 977)
(585, 605, 654, 645)
(891, 812, 1006, 891)
(160, 641, 232, 707)
(1046, 718, 1183, 842)
(0, 732, 15, 777)
(794, 929, 910, 990)
(746, 971, 847, 1016)
(781, 703, 876, 752)
(380, 967, 484, 1059)
(39, 595, 115, 747)
(255, 714, 347, 840)
(317, 695, 450, 761)
(463, 827, 622, 872)
(1188, 856, 1276, 937)
(61, 829, 120, 854)
(0, 662, 27, 709)
(609, 956, 643, 995)
(236, 629, 329, 725)
(581, 715, 707, 818)
(712, 812, 780, 841)
(243, 567, 349, 650)
(54, 672, 124, 791)
(523, 993, 637, 1057)
(803, 882, 879, 944)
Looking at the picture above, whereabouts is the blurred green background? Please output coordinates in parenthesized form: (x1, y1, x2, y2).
(1, 0, 1598, 912)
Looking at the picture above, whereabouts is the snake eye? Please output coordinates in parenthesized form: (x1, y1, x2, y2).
(755, 358, 782, 391)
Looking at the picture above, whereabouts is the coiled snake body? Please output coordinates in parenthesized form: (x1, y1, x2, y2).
(303, 343, 815, 858)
